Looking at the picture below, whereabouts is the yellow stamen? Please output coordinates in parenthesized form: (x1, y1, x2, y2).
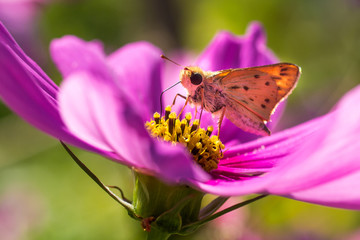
(191, 119, 199, 133)
(145, 106, 225, 172)
(165, 105, 172, 121)
(154, 112, 160, 124)
(185, 112, 192, 125)
(206, 126, 213, 136)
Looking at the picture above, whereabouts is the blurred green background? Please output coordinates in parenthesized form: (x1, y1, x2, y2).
(0, 0, 359, 239)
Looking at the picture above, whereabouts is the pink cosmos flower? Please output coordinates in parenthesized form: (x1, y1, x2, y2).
(1, 21, 360, 210)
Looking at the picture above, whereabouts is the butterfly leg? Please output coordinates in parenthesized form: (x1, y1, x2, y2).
(170, 93, 189, 117)
(178, 96, 189, 117)
(198, 87, 205, 124)
(171, 93, 187, 107)
(217, 107, 226, 138)
(198, 108, 204, 124)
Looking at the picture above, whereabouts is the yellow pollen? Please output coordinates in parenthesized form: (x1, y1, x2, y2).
(145, 106, 225, 172)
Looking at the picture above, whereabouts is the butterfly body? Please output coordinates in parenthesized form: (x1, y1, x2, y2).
(179, 63, 301, 136)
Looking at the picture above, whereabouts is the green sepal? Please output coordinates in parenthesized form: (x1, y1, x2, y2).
(133, 172, 204, 235)
(153, 193, 200, 234)
(145, 227, 171, 240)
(154, 212, 182, 234)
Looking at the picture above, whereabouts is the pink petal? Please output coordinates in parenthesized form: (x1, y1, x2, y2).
(58, 72, 114, 152)
(0, 22, 57, 99)
(107, 42, 164, 118)
(59, 70, 210, 182)
(50, 36, 109, 79)
(266, 85, 360, 193)
(196, 22, 278, 71)
(58, 71, 146, 164)
(191, 85, 360, 209)
(0, 22, 117, 158)
(290, 170, 360, 210)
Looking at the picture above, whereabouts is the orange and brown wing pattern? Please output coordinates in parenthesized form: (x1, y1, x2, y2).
(215, 63, 300, 121)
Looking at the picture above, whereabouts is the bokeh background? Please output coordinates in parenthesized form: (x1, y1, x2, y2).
(0, 0, 359, 239)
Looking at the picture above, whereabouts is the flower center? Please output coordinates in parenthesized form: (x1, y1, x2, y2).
(145, 106, 225, 172)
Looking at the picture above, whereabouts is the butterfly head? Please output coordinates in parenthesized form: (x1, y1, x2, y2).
(180, 66, 205, 95)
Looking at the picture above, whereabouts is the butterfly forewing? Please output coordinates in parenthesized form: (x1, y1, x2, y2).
(220, 71, 278, 121)
(216, 63, 300, 121)
(250, 63, 300, 100)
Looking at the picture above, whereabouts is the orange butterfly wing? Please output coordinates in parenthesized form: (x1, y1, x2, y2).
(213, 63, 300, 135)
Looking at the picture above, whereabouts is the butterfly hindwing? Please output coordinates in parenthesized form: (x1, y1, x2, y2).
(224, 101, 271, 136)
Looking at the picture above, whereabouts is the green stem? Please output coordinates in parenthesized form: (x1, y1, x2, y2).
(60, 142, 136, 215)
(146, 227, 171, 240)
(199, 196, 229, 219)
(182, 194, 268, 230)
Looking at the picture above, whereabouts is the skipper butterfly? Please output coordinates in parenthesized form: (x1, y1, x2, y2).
(161, 56, 300, 136)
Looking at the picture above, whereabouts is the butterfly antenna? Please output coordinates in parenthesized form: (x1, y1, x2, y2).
(160, 81, 181, 116)
(161, 55, 182, 67)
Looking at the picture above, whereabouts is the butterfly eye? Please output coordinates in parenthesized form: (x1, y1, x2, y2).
(190, 73, 203, 85)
